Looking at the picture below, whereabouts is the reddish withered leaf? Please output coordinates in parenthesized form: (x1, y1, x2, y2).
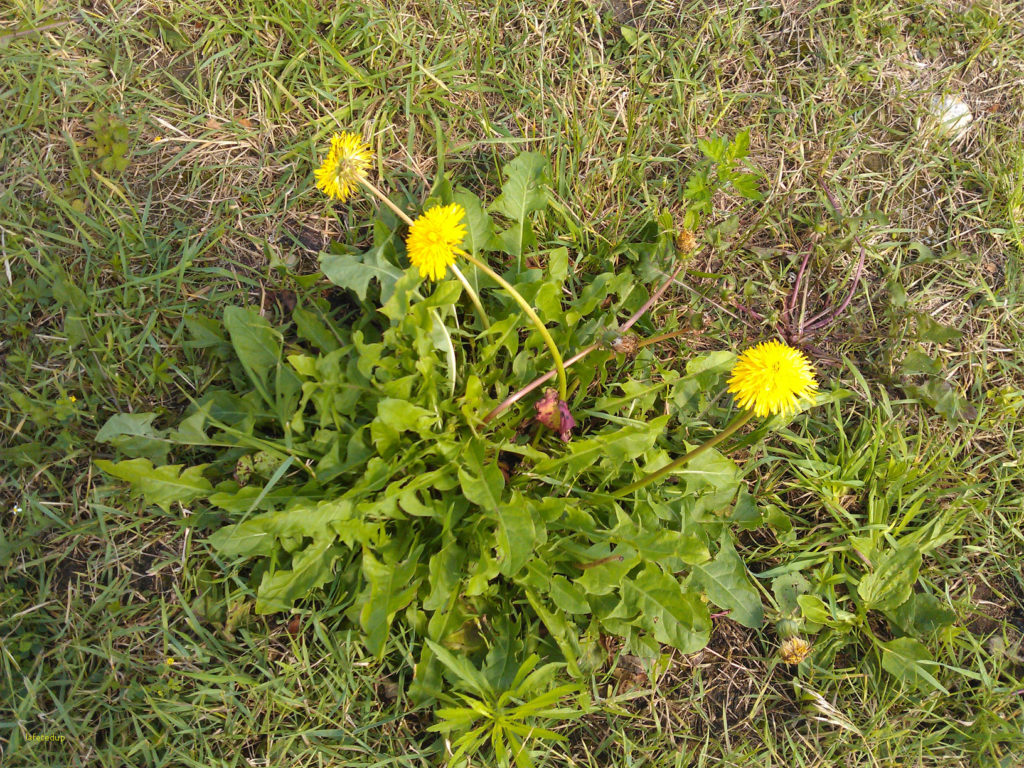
(534, 388, 576, 442)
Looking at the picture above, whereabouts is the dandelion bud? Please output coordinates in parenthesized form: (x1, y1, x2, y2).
(775, 617, 802, 639)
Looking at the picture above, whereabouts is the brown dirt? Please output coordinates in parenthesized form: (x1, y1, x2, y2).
(965, 573, 1024, 638)
(570, 617, 797, 760)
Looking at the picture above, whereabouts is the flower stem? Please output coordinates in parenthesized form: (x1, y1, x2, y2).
(638, 329, 692, 349)
(482, 260, 688, 424)
(449, 263, 491, 330)
(462, 251, 568, 402)
(359, 179, 490, 329)
(359, 178, 414, 227)
(613, 409, 755, 497)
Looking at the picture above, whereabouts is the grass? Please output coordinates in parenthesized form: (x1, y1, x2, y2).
(2, 0, 1024, 765)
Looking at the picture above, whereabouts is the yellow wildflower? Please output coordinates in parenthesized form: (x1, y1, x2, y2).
(314, 131, 372, 202)
(727, 340, 817, 418)
(405, 203, 467, 281)
(780, 636, 812, 665)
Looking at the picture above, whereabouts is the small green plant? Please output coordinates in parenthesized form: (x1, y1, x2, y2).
(764, 403, 975, 691)
(85, 113, 132, 174)
(94, 131, 821, 764)
(427, 642, 585, 768)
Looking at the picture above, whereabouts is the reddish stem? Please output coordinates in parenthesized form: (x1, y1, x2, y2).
(783, 244, 814, 333)
(482, 259, 688, 425)
(802, 243, 865, 332)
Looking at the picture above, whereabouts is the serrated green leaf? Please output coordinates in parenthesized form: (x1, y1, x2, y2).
(697, 136, 729, 163)
(549, 575, 589, 614)
(371, 397, 437, 452)
(609, 510, 709, 566)
(729, 488, 762, 527)
(376, 397, 435, 431)
(183, 314, 229, 350)
(797, 594, 831, 625)
(772, 572, 811, 616)
(524, 590, 582, 677)
(291, 306, 339, 352)
(425, 174, 454, 207)
(886, 592, 955, 638)
(458, 439, 505, 509)
(361, 548, 423, 657)
(489, 152, 550, 266)
(620, 565, 710, 653)
(320, 227, 403, 302)
(207, 484, 293, 514)
(490, 152, 550, 223)
(95, 458, 212, 512)
(677, 446, 741, 495)
(917, 314, 963, 343)
(532, 416, 669, 477)
(692, 536, 763, 628)
(673, 350, 737, 413)
(453, 188, 498, 255)
(496, 221, 537, 262)
(209, 498, 368, 558)
(496, 493, 544, 577)
(95, 412, 169, 463)
(52, 273, 89, 313)
(547, 246, 568, 284)
(424, 544, 466, 611)
(425, 638, 492, 697)
(727, 129, 751, 160)
(731, 172, 763, 201)
(902, 350, 942, 376)
(223, 306, 279, 406)
(575, 544, 640, 596)
(256, 538, 339, 614)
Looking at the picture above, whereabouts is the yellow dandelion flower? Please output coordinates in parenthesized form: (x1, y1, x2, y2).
(405, 203, 467, 282)
(727, 340, 817, 418)
(314, 131, 372, 202)
(779, 636, 812, 665)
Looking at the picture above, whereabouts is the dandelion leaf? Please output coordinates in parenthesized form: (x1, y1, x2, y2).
(95, 458, 212, 512)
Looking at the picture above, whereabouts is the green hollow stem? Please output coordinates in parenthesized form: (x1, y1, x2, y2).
(359, 177, 415, 226)
(449, 263, 490, 330)
(613, 409, 755, 497)
(462, 250, 568, 402)
(482, 260, 688, 425)
(358, 178, 490, 330)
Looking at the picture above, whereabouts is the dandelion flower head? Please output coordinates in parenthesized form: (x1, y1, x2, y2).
(780, 636, 812, 665)
(405, 203, 467, 282)
(314, 132, 372, 202)
(727, 340, 817, 418)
